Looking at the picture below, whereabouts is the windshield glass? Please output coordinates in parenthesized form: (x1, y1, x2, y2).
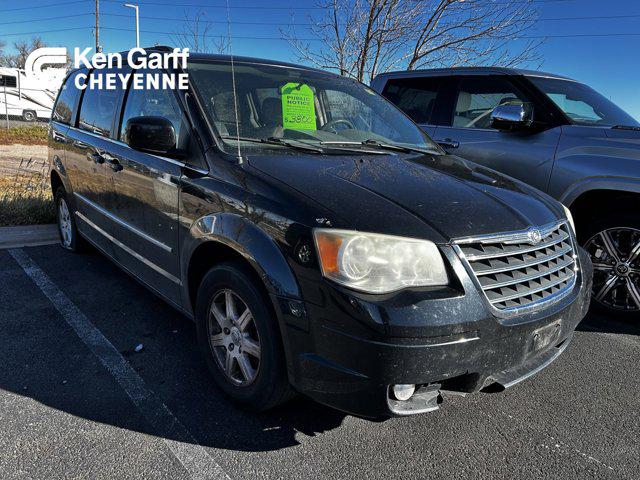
(188, 60, 440, 155)
(529, 76, 639, 127)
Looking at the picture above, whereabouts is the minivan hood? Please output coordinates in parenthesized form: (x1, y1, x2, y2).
(248, 152, 562, 242)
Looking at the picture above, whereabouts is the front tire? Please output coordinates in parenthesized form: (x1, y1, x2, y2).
(195, 261, 294, 411)
(54, 187, 86, 252)
(580, 212, 640, 318)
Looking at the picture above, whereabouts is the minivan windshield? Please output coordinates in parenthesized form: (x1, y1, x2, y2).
(528, 76, 639, 127)
(188, 61, 441, 155)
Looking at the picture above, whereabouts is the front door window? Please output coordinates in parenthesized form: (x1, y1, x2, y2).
(453, 77, 528, 130)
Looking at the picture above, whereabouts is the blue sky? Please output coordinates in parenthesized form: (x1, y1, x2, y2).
(1, 0, 639, 120)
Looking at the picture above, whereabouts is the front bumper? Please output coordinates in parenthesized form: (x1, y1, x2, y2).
(276, 247, 593, 418)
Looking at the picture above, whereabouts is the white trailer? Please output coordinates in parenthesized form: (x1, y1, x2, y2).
(0, 67, 64, 122)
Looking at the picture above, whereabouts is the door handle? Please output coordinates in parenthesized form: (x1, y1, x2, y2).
(437, 138, 460, 149)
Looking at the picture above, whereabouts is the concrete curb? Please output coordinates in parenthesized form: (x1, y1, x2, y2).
(0, 224, 59, 249)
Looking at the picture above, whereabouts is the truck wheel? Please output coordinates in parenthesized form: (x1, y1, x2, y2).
(54, 186, 87, 252)
(22, 110, 36, 122)
(195, 261, 294, 411)
(580, 213, 640, 318)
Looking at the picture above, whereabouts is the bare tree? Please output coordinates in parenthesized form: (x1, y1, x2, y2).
(282, 0, 542, 83)
(0, 39, 7, 67)
(171, 10, 230, 54)
(0, 37, 48, 69)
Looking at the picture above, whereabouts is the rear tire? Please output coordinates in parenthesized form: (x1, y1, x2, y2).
(579, 212, 640, 319)
(54, 186, 87, 252)
(195, 261, 294, 411)
(22, 110, 36, 122)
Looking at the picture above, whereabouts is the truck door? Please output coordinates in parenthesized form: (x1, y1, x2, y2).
(433, 75, 561, 193)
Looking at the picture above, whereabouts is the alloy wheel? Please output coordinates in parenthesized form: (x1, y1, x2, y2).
(207, 289, 262, 386)
(584, 227, 640, 313)
(58, 197, 73, 247)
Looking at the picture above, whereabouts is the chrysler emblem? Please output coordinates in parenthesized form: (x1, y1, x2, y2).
(527, 228, 542, 245)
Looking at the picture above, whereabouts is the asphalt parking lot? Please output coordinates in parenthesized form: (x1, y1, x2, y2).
(0, 245, 638, 479)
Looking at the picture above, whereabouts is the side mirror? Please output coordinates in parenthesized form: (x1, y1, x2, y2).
(490, 104, 533, 131)
(124, 116, 176, 154)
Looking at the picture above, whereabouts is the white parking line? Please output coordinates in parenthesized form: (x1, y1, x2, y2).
(8, 248, 231, 480)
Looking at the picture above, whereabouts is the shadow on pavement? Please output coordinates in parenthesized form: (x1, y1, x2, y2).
(577, 310, 639, 336)
(0, 247, 349, 453)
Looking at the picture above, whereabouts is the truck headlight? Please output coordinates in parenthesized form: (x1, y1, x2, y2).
(562, 204, 576, 235)
(313, 229, 448, 293)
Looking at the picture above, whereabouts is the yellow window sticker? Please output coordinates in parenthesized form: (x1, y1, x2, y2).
(281, 83, 316, 130)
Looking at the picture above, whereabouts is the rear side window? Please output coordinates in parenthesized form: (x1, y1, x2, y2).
(78, 72, 120, 137)
(382, 77, 444, 124)
(52, 71, 83, 125)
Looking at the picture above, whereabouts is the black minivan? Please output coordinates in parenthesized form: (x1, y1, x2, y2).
(49, 49, 592, 418)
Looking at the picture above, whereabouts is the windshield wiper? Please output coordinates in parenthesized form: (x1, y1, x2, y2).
(221, 135, 324, 154)
(612, 125, 640, 131)
(320, 139, 436, 155)
(221, 135, 389, 155)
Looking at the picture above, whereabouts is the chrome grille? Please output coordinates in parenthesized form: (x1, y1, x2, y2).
(454, 222, 578, 312)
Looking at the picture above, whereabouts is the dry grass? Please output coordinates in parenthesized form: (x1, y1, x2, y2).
(0, 156, 55, 226)
(0, 125, 49, 146)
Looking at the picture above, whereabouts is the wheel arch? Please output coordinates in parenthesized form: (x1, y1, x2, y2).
(50, 169, 63, 197)
(183, 212, 302, 316)
(562, 184, 640, 239)
(561, 178, 640, 208)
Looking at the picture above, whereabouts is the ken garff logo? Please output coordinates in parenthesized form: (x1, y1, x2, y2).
(25, 47, 68, 78)
(526, 227, 542, 245)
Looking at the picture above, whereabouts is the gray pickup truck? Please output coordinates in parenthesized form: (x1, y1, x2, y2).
(372, 67, 640, 317)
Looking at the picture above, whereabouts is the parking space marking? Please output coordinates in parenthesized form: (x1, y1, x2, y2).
(8, 248, 231, 480)
(494, 409, 617, 474)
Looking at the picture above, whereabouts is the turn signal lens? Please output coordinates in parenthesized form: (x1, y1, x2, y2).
(313, 229, 448, 294)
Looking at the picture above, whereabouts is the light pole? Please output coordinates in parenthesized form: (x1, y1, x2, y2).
(95, 0, 101, 53)
(123, 3, 140, 48)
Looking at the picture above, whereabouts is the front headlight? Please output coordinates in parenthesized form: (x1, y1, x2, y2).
(313, 229, 449, 294)
(562, 204, 576, 235)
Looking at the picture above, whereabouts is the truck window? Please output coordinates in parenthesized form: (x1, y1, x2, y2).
(381, 77, 444, 124)
(453, 77, 528, 129)
(78, 72, 119, 137)
(52, 71, 84, 125)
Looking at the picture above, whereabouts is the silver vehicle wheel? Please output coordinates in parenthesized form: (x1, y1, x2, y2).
(207, 289, 261, 386)
(584, 227, 640, 313)
(58, 197, 73, 248)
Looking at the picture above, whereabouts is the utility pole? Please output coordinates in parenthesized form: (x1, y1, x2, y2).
(95, 0, 101, 53)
